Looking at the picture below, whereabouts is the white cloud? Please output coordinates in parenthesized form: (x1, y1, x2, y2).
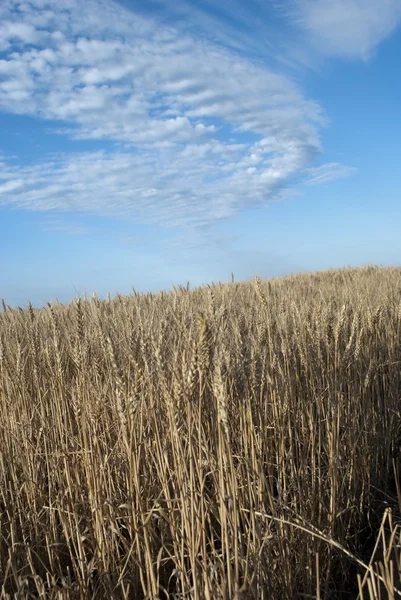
(304, 162, 356, 185)
(0, 0, 353, 226)
(0, 147, 301, 226)
(286, 0, 401, 60)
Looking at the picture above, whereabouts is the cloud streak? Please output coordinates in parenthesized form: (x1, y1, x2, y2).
(0, 0, 354, 226)
(304, 162, 356, 185)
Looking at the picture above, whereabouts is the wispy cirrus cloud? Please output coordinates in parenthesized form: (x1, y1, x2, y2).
(304, 162, 356, 185)
(149, 0, 401, 66)
(284, 0, 401, 60)
(134, 0, 291, 62)
(0, 0, 354, 228)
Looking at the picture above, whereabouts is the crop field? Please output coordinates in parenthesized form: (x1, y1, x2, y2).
(1, 265, 401, 599)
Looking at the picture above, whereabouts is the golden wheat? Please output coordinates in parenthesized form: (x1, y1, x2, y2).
(0, 265, 401, 599)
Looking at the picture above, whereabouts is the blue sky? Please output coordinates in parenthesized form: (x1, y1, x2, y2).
(0, 0, 400, 307)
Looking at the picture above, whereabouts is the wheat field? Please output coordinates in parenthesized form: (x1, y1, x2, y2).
(1, 265, 401, 599)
